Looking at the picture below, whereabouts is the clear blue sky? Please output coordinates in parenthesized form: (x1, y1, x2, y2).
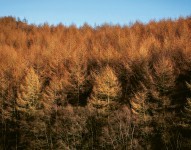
(0, 0, 191, 27)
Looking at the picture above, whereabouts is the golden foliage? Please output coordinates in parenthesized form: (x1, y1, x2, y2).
(16, 67, 41, 115)
(0, 16, 191, 149)
(90, 66, 122, 113)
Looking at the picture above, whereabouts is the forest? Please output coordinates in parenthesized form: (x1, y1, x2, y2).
(0, 16, 191, 149)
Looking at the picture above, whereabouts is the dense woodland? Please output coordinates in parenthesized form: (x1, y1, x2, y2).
(0, 16, 191, 149)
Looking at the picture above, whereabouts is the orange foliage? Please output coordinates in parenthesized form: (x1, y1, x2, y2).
(0, 16, 191, 149)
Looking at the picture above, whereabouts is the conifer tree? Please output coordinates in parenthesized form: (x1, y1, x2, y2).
(153, 57, 175, 95)
(90, 66, 122, 114)
(66, 52, 90, 106)
(16, 67, 42, 148)
(0, 74, 9, 149)
(130, 84, 148, 117)
(130, 84, 154, 148)
(178, 81, 191, 149)
(43, 77, 66, 147)
(43, 77, 67, 108)
(183, 81, 191, 125)
(16, 67, 41, 116)
(149, 57, 178, 149)
(186, 81, 191, 110)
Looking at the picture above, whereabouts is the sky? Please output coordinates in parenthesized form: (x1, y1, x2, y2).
(0, 0, 191, 27)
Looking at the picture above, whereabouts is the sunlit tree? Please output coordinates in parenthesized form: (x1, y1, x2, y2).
(16, 67, 42, 148)
(90, 66, 122, 114)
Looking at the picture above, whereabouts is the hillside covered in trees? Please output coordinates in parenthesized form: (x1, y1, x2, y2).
(0, 16, 191, 149)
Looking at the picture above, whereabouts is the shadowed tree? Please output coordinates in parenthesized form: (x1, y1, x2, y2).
(184, 82, 191, 120)
(66, 51, 91, 106)
(42, 77, 68, 149)
(179, 81, 191, 149)
(0, 74, 10, 149)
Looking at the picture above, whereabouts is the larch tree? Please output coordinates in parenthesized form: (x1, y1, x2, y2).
(153, 56, 175, 96)
(178, 81, 191, 149)
(149, 56, 178, 149)
(42, 76, 71, 149)
(185, 81, 191, 113)
(0, 74, 10, 149)
(130, 84, 148, 117)
(89, 65, 122, 115)
(43, 77, 67, 108)
(16, 67, 42, 149)
(66, 51, 90, 106)
(151, 56, 176, 120)
(183, 81, 191, 126)
(43, 77, 67, 134)
(130, 83, 154, 149)
(16, 67, 41, 116)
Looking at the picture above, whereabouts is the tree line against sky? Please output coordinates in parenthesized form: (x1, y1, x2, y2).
(0, 16, 191, 149)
